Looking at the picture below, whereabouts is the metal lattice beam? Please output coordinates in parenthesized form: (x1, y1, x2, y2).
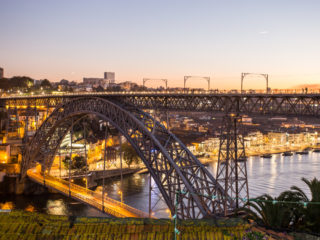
(4, 93, 320, 117)
(216, 114, 249, 216)
(21, 97, 227, 219)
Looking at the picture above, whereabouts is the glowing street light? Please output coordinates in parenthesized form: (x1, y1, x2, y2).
(83, 178, 88, 190)
(166, 208, 172, 218)
(118, 190, 123, 205)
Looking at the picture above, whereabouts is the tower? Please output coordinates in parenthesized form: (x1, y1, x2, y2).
(216, 114, 249, 216)
(104, 72, 115, 83)
(0, 67, 3, 79)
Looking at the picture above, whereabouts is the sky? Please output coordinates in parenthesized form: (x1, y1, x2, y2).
(1, 0, 320, 90)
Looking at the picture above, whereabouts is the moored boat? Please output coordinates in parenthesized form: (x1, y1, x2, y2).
(296, 150, 309, 155)
(261, 153, 272, 158)
(282, 151, 293, 156)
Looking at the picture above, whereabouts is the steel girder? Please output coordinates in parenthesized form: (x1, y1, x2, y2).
(216, 115, 249, 215)
(3, 93, 320, 117)
(21, 97, 226, 219)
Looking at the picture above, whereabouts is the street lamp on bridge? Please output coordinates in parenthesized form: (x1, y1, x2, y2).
(241, 72, 269, 94)
(184, 76, 210, 92)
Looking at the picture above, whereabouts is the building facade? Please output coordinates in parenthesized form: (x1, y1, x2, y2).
(83, 72, 115, 88)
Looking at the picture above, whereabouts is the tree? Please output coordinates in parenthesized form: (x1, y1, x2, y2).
(242, 177, 320, 234)
(62, 155, 87, 173)
(95, 86, 105, 92)
(62, 156, 72, 169)
(241, 194, 293, 230)
(72, 155, 87, 172)
(287, 177, 320, 233)
(0, 78, 9, 90)
(40, 79, 52, 89)
(120, 142, 140, 168)
(9, 76, 34, 89)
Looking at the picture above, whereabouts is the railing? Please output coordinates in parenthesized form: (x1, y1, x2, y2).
(3, 89, 320, 99)
(27, 170, 150, 218)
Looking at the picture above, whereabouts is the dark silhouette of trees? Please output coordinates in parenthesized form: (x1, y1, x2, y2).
(120, 142, 140, 168)
(0, 76, 34, 91)
(40, 79, 52, 89)
(94, 86, 105, 92)
(63, 155, 87, 173)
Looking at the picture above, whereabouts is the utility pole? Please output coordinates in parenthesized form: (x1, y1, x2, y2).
(119, 133, 123, 199)
(69, 117, 73, 197)
(184, 76, 210, 92)
(84, 122, 88, 191)
(241, 73, 269, 93)
(102, 126, 107, 212)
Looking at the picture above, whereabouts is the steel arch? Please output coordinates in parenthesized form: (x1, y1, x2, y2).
(22, 97, 226, 219)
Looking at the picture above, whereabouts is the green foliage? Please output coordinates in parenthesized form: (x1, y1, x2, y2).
(241, 194, 292, 230)
(106, 85, 122, 92)
(94, 85, 105, 92)
(63, 155, 87, 172)
(242, 230, 267, 240)
(40, 79, 52, 89)
(0, 76, 34, 90)
(242, 177, 320, 234)
(72, 155, 87, 170)
(121, 142, 140, 168)
(0, 211, 250, 239)
(288, 177, 320, 233)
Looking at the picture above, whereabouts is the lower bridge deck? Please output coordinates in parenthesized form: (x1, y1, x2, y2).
(27, 169, 150, 218)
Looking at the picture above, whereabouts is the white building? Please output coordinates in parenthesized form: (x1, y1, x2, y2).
(83, 72, 115, 88)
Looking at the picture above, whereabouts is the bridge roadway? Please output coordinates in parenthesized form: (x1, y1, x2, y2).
(27, 169, 150, 218)
(2, 91, 320, 116)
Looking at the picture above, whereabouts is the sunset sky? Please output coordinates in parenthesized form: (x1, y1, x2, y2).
(1, 0, 320, 90)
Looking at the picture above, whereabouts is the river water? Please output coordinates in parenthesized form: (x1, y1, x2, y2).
(1, 152, 320, 218)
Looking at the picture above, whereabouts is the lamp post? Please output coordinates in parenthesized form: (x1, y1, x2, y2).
(43, 168, 46, 186)
(102, 126, 107, 212)
(118, 190, 123, 206)
(119, 133, 123, 200)
(69, 117, 73, 198)
(83, 122, 88, 193)
(83, 178, 88, 190)
(166, 208, 172, 219)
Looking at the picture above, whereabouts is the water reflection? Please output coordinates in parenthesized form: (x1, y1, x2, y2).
(207, 153, 320, 198)
(1, 152, 320, 216)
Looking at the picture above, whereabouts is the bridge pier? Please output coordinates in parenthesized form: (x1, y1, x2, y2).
(216, 114, 249, 216)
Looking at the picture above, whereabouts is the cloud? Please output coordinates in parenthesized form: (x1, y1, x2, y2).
(259, 30, 269, 35)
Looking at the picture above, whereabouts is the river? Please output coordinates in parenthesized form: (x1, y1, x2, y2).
(1, 152, 320, 218)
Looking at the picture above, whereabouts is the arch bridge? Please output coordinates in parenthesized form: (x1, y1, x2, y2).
(2, 92, 320, 219)
(21, 97, 227, 219)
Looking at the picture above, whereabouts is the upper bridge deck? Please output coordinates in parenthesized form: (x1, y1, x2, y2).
(2, 91, 320, 116)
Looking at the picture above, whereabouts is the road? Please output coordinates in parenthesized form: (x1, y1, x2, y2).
(27, 169, 150, 218)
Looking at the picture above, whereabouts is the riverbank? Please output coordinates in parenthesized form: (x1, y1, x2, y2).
(0, 211, 250, 239)
(197, 145, 319, 164)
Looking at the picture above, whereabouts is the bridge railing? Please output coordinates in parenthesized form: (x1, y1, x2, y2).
(27, 170, 150, 218)
(27, 171, 130, 217)
(3, 88, 320, 99)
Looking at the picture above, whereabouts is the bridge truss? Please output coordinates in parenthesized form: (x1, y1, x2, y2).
(3, 93, 320, 117)
(21, 97, 228, 219)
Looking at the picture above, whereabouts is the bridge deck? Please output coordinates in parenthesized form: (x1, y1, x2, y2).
(27, 170, 150, 218)
(3, 92, 320, 117)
